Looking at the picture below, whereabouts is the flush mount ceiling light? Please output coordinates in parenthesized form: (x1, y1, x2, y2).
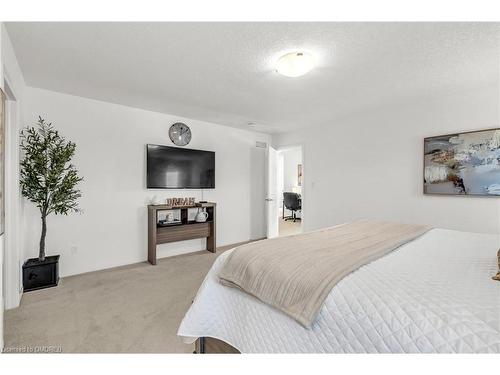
(275, 52, 315, 77)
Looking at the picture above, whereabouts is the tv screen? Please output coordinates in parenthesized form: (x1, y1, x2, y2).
(147, 144, 215, 189)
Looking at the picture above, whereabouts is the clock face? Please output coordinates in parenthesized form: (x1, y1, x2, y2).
(169, 122, 192, 146)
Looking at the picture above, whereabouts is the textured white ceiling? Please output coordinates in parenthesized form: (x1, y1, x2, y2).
(6, 22, 499, 133)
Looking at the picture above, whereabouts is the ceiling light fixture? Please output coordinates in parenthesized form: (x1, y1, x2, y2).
(275, 52, 315, 77)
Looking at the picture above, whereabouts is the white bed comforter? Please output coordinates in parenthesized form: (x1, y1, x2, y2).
(178, 229, 500, 353)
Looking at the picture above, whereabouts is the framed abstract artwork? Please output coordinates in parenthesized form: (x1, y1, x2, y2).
(424, 128, 500, 196)
(297, 164, 303, 186)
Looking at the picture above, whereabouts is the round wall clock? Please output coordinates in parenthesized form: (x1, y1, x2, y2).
(169, 122, 192, 146)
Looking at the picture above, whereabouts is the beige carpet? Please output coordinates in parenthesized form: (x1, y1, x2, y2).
(278, 218, 302, 237)
(4, 244, 241, 353)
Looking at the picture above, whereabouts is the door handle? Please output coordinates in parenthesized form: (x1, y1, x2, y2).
(265, 198, 274, 201)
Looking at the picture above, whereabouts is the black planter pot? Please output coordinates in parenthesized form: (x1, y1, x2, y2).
(22, 255, 60, 292)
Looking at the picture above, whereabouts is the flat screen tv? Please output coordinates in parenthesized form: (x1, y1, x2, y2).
(147, 144, 215, 189)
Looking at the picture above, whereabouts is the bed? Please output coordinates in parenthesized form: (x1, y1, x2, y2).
(178, 226, 500, 353)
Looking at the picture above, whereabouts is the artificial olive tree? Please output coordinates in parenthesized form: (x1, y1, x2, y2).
(20, 117, 83, 261)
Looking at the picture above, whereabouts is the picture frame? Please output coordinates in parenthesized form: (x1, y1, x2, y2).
(424, 128, 500, 196)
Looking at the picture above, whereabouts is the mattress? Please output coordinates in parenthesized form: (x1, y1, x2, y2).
(178, 228, 500, 353)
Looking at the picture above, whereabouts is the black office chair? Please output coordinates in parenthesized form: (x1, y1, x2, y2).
(283, 192, 301, 222)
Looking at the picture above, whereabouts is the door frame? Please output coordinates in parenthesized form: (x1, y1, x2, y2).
(265, 145, 279, 238)
(3, 75, 22, 311)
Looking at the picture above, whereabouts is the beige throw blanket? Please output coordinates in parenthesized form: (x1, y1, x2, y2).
(219, 220, 431, 328)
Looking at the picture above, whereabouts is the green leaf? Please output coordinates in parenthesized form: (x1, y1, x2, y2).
(20, 117, 83, 217)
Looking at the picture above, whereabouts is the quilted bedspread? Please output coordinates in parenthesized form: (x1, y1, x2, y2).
(178, 228, 500, 353)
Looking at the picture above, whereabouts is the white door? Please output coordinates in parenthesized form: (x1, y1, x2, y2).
(266, 146, 279, 238)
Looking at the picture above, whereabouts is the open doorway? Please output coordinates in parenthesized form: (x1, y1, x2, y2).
(266, 145, 303, 238)
(277, 146, 303, 236)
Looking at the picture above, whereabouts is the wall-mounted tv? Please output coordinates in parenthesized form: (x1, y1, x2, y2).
(147, 144, 215, 189)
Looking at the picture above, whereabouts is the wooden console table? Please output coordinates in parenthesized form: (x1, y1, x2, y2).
(148, 202, 216, 265)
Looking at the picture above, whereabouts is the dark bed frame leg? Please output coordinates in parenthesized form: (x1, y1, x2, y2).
(193, 337, 205, 354)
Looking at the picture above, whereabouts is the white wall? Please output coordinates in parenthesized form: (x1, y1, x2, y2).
(23, 87, 269, 277)
(0, 20, 5, 353)
(281, 147, 302, 193)
(273, 85, 500, 234)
